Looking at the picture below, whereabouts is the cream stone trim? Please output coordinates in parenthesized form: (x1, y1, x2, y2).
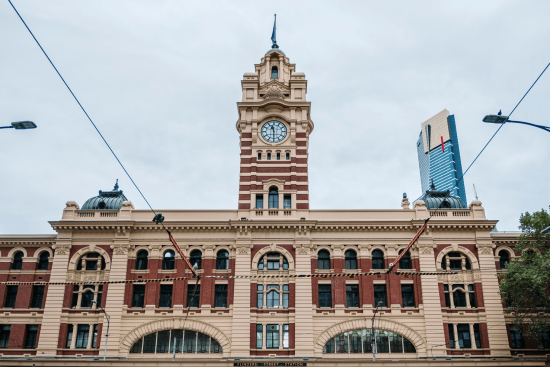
(314, 246, 332, 257)
(7, 246, 28, 258)
(119, 318, 231, 354)
(128, 245, 150, 259)
(495, 245, 514, 258)
(68, 245, 111, 271)
(369, 246, 387, 258)
(342, 245, 361, 259)
(435, 245, 480, 270)
(251, 244, 295, 270)
(161, 245, 182, 259)
(33, 247, 54, 260)
(187, 246, 203, 257)
(313, 318, 426, 354)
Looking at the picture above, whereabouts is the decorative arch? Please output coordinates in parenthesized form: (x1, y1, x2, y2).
(119, 318, 230, 354)
(261, 178, 285, 192)
(314, 246, 333, 257)
(33, 247, 53, 260)
(68, 246, 111, 271)
(7, 247, 28, 258)
(369, 246, 387, 258)
(342, 246, 360, 259)
(161, 246, 181, 259)
(314, 318, 426, 354)
(496, 245, 515, 258)
(436, 245, 479, 270)
(214, 246, 232, 257)
(252, 244, 295, 270)
(129, 245, 150, 259)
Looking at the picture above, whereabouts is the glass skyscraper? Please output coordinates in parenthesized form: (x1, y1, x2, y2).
(416, 109, 467, 204)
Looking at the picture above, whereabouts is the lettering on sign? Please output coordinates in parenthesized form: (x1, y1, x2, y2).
(233, 363, 307, 367)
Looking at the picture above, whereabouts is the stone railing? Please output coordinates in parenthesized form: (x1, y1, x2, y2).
(428, 210, 471, 218)
(77, 211, 118, 219)
(253, 209, 294, 218)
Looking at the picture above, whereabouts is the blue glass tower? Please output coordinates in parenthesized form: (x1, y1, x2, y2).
(416, 110, 467, 204)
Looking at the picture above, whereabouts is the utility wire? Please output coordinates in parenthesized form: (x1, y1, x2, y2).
(7, 0, 157, 215)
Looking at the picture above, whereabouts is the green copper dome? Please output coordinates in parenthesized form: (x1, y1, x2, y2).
(81, 180, 128, 210)
(417, 181, 467, 210)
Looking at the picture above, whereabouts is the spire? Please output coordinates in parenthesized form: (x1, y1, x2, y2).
(271, 14, 279, 49)
(114, 179, 119, 191)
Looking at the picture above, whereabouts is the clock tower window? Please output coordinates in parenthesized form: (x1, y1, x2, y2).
(285, 152, 290, 160)
(276, 152, 281, 160)
(267, 152, 272, 160)
(256, 194, 264, 209)
(257, 152, 262, 160)
(271, 66, 278, 79)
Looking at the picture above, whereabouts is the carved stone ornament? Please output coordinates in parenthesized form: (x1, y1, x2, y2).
(53, 244, 71, 255)
(111, 244, 129, 255)
(296, 244, 310, 255)
(237, 247, 251, 255)
(263, 85, 285, 100)
(417, 244, 434, 255)
(477, 244, 494, 255)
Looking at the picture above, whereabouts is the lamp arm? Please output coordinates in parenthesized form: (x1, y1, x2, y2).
(506, 120, 550, 132)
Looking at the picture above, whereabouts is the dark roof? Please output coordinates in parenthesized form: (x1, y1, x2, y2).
(418, 182, 467, 210)
(81, 180, 128, 210)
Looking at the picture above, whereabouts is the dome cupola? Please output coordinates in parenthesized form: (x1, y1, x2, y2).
(417, 181, 467, 210)
(81, 180, 128, 210)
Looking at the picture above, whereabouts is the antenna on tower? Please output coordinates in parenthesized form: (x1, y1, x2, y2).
(473, 183, 479, 201)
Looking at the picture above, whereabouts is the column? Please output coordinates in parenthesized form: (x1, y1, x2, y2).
(293, 241, 314, 357)
(70, 324, 77, 349)
(230, 241, 252, 357)
(102, 241, 129, 357)
(469, 324, 477, 349)
(417, 238, 447, 357)
(279, 57, 284, 82)
(453, 324, 458, 349)
(36, 241, 72, 356)
(476, 241, 510, 356)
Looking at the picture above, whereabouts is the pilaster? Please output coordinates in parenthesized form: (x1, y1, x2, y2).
(230, 241, 252, 357)
(293, 241, 314, 357)
(476, 241, 510, 356)
(105, 241, 129, 357)
(417, 238, 447, 357)
(36, 239, 72, 356)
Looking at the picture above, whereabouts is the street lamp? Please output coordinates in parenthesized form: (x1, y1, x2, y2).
(92, 300, 110, 361)
(0, 121, 37, 130)
(483, 114, 550, 133)
(371, 301, 383, 362)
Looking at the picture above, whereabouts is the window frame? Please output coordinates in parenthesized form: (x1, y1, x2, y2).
(24, 325, 38, 349)
(31, 285, 45, 309)
(344, 250, 358, 270)
(214, 284, 228, 308)
(318, 284, 332, 308)
(132, 284, 145, 308)
(189, 249, 202, 270)
(159, 284, 173, 308)
(317, 250, 331, 270)
(11, 251, 23, 270)
(373, 284, 387, 308)
(162, 250, 176, 270)
(4, 285, 18, 308)
(136, 250, 148, 270)
(372, 250, 385, 270)
(187, 284, 200, 308)
(37, 251, 49, 270)
(346, 284, 360, 308)
(401, 284, 415, 308)
(216, 250, 229, 270)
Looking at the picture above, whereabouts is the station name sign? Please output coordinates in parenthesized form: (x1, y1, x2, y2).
(233, 363, 307, 367)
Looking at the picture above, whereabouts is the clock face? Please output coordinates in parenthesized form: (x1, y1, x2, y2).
(261, 120, 287, 143)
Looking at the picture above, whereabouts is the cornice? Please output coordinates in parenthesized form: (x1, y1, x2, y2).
(0, 235, 57, 246)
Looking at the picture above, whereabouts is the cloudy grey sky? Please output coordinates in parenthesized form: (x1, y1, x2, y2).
(1, 0, 549, 235)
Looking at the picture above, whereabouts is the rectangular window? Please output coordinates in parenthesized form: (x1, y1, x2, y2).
(92, 324, 98, 348)
(510, 331, 523, 349)
(283, 324, 289, 349)
(276, 152, 281, 160)
(256, 324, 263, 349)
(283, 195, 291, 209)
(31, 285, 45, 309)
(159, 284, 173, 308)
(256, 194, 264, 209)
(66, 324, 73, 348)
(443, 285, 451, 308)
(319, 284, 332, 308)
(0, 325, 11, 348)
(448, 324, 455, 348)
(187, 284, 200, 308)
(132, 284, 145, 308)
(266, 285, 280, 308)
(457, 324, 471, 348)
(401, 284, 415, 308)
(75, 324, 90, 349)
(214, 284, 228, 308)
(4, 286, 17, 308)
(346, 285, 360, 308)
(453, 284, 467, 307)
(96, 285, 103, 307)
(286, 152, 290, 160)
(473, 324, 481, 348)
(266, 324, 280, 349)
(81, 285, 95, 308)
(267, 152, 271, 160)
(24, 325, 38, 349)
(468, 284, 476, 308)
(283, 284, 289, 309)
(71, 285, 79, 308)
(257, 152, 262, 160)
(257, 285, 264, 308)
(374, 284, 387, 308)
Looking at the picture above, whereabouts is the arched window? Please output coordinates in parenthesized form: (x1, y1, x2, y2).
(323, 328, 416, 354)
(441, 252, 471, 270)
(130, 329, 223, 354)
(345, 250, 357, 270)
(398, 249, 412, 270)
(37, 252, 49, 270)
(216, 250, 229, 270)
(162, 250, 175, 270)
(372, 250, 384, 270)
(12, 251, 23, 270)
(136, 250, 148, 270)
(271, 66, 278, 79)
(257, 252, 288, 270)
(499, 250, 510, 269)
(190, 250, 202, 270)
(318, 250, 331, 270)
(268, 187, 279, 209)
(76, 252, 106, 271)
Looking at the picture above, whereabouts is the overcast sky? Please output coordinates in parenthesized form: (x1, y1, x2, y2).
(1, 0, 549, 235)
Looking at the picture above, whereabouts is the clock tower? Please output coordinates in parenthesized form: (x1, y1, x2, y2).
(236, 46, 313, 219)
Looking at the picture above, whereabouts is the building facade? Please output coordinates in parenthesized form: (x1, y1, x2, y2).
(416, 110, 467, 204)
(0, 46, 546, 366)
